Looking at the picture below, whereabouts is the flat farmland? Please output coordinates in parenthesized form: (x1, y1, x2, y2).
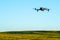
(0, 31, 60, 40)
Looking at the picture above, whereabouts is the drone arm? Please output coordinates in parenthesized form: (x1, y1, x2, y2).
(44, 8, 50, 11)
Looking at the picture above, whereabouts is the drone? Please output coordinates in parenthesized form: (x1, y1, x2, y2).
(34, 7, 50, 12)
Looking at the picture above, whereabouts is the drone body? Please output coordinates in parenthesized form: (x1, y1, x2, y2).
(34, 7, 50, 12)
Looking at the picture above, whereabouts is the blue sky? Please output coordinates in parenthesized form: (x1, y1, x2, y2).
(0, 0, 60, 31)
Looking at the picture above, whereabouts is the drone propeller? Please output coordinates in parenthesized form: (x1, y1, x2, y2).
(33, 8, 39, 12)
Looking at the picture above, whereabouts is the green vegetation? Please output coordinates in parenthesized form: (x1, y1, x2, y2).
(0, 31, 60, 40)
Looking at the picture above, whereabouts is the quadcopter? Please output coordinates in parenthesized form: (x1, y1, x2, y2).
(34, 7, 50, 12)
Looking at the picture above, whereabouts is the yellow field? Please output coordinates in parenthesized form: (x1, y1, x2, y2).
(0, 31, 60, 40)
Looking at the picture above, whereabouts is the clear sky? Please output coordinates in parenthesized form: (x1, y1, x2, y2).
(0, 0, 60, 31)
